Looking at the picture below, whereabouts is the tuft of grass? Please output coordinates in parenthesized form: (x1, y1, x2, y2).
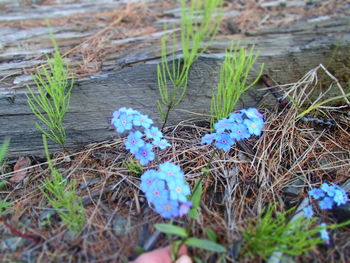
(123, 158, 144, 176)
(0, 139, 11, 217)
(41, 135, 85, 235)
(26, 34, 73, 146)
(0, 138, 10, 164)
(241, 204, 324, 260)
(210, 42, 264, 127)
(157, 0, 223, 129)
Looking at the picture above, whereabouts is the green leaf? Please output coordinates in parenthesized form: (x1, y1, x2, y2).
(134, 245, 146, 255)
(0, 138, 10, 164)
(0, 201, 12, 210)
(193, 256, 204, 263)
(190, 179, 202, 208)
(185, 237, 226, 253)
(155, 223, 188, 237)
(189, 208, 199, 219)
(205, 228, 217, 242)
(201, 168, 210, 174)
(189, 179, 202, 219)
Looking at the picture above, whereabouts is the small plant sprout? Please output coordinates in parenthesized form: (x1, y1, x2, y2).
(210, 42, 264, 128)
(242, 204, 325, 260)
(123, 158, 144, 176)
(0, 139, 11, 216)
(41, 135, 85, 235)
(26, 34, 73, 146)
(111, 108, 170, 165)
(157, 0, 223, 129)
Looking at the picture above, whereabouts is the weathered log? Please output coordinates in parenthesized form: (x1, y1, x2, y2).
(0, 2, 349, 158)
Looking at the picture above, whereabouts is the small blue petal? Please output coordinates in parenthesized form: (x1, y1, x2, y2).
(135, 143, 155, 165)
(303, 205, 314, 218)
(309, 188, 325, 200)
(319, 223, 330, 245)
(201, 133, 217, 145)
(215, 133, 234, 152)
(319, 197, 334, 210)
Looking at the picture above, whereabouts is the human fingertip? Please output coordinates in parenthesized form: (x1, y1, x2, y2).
(175, 255, 192, 263)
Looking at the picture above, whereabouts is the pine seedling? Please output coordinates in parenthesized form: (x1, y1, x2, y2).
(26, 34, 73, 146)
(123, 158, 144, 176)
(157, 0, 223, 129)
(0, 139, 11, 216)
(41, 135, 85, 235)
(210, 42, 264, 128)
(242, 204, 325, 260)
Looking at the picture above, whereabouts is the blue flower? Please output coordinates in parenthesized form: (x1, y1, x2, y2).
(124, 131, 144, 154)
(119, 107, 140, 116)
(319, 223, 330, 245)
(228, 112, 244, 124)
(319, 197, 334, 210)
(214, 118, 232, 133)
(135, 143, 155, 165)
(153, 139, 170, 150)
(112, 112, 134, 133)
(230, 123, 250, 141)
(167, 179, 191, 202)
(145, 179, 169, 203)
(140, 169, 159, 193)
(303, 205, 314, 218)
(133, 114, 153, 129)
(179, 201, 192, 217)
(145, 126, 163, 141)
(309, 188, 325, 200)
(215, 133, 234, 152)
(334, 189, 348, 206)
(321, 183, 337, 197)
(241, 108, 263, 120)
(201, 133, 217, 145)
(154, 199, 180, 219)
(243, 118, 264, 136)
(158, 162, 183, 182)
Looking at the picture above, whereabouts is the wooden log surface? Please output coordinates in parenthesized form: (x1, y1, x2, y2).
(0, 0, 350, 158)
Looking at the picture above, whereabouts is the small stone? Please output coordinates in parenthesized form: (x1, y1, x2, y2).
(227, 240, 243, 261)
(63, 156, 71, 162)
(56, 168, 66, 173)
(0, 237, 24, 251)
(283, 177, 304, 197)
(112, 215, 135, 236)
(79, 177, 100, 190)
(39, 209, 56, 222)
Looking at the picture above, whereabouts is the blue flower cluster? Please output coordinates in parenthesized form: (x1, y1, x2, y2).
(201, 108, 264, 152)
(140, 162, 192, 218)
(302, 183, 348, 245)
(111, 108, 170, 165)
(309, 183, 348, 210)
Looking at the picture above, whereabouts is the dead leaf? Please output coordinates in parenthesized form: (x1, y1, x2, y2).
(10, 156, 31, 184)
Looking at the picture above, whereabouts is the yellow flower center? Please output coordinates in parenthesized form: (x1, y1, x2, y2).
(251, 123, 257, 128)
(165, 205, 171, 210)
(176, 187, 182, 193)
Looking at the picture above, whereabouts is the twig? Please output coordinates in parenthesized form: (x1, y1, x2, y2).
(0, 217, 40, 243)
